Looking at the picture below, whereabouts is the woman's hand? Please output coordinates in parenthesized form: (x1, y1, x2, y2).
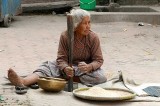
(63, 66, 74, 77)
(78, 62, 92, 73)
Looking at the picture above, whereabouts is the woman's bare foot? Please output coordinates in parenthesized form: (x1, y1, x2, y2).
(8, 68, 24, 86)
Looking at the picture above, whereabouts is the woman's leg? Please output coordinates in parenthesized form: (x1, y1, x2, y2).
(8, 61, 61, 86)
(23, 73, 39, 86)
(8, 68, 39, 86)
(79, 68, 107, 86)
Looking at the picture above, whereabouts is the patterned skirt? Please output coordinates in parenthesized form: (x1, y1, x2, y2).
(33, 61, 107, 86)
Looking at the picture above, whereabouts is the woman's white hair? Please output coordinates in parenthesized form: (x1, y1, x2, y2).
(70, 9, 90, 26)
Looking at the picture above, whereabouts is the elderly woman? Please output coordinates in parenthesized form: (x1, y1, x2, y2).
(8, 9, 107, 88)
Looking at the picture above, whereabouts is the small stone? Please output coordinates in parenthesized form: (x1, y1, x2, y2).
(138, 22, 144, 26)
(123, 28, 127, 31)
(0, 95, 4, 101)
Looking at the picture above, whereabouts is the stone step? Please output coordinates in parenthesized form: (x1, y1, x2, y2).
(22, 1, 79, 12)
(22, 0, 77, 4)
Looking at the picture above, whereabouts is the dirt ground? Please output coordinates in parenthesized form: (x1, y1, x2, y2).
(0, 14, 160, 105)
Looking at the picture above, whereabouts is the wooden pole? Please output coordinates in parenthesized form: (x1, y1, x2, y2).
(67, 13, 74, 92)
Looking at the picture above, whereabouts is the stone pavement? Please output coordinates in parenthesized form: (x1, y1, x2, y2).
(0, 14, 160, 105)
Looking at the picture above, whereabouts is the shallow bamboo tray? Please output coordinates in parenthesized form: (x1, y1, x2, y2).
(73, 87, 136, 101)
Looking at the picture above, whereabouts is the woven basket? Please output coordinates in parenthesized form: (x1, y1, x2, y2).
(73, 87, 136, 101)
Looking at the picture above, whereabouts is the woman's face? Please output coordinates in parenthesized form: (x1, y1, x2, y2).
(75, 16, 91, 36)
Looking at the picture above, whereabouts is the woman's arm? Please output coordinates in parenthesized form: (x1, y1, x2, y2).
(56, 32, 69, 71)
(89, 33, 104, 71)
